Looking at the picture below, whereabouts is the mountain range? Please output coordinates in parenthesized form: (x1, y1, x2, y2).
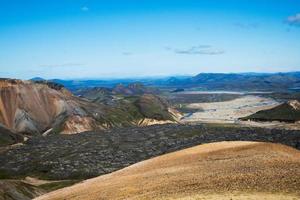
(164, 72, 300, 91)
(0, 79, 180, 139)
(35, 72, 300, 92)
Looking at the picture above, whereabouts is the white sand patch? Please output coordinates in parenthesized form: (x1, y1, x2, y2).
(181, 95, 279, 123)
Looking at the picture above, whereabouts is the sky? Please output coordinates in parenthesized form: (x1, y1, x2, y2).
(0, 0, 300, 79)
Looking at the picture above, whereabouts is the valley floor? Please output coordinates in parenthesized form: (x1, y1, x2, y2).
(181, 95, 279, 123)
(180, 95, 300, 130)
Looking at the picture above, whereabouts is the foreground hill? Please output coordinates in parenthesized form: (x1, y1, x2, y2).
(36, 141, 300, 200)
(241, 100, 300, 123)
(0, 79, 178, 136)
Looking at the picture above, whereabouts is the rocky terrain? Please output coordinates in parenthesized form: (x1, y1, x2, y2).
(0, 124, 299, 180)
(35, 141, 300, 200)
(0, 79, 179, 136)
(241, 100, 300, 123)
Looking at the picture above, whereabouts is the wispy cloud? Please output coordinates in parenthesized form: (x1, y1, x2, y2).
(166, 45, 225, 55)
(81, 6, 89, 12)
(286, 13, 300, 27)
(39, 63, 84, 68)
(234, 22, 259, 29)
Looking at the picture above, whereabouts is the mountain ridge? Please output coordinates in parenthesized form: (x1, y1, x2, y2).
(34, 71, 300, 91)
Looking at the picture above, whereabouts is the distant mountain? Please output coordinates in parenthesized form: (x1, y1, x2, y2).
(0, 79, 179, 138)
(30, 77, 45, 81)
(241, 100, 300, 123)
(162, 72, 300, 91)
(112, 83, 160, 95)
(51, 79, 110, 91)
(51, 79, 161, 92)
(49, 72, 300, 92)
(74, 87, 113, 102)
(75, 82, 161, 104)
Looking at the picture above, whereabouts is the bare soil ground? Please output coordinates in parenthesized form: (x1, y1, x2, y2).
(35, 141, 300, 200)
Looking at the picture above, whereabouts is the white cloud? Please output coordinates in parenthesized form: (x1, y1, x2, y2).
(286, 13, 300, 26)
(166, 45, 225, 55)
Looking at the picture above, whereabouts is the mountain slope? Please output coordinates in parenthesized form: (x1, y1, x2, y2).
(35, 141, 300, 200)
(241, 100, 300, 122)
(75, 84, 180, 125)
(0, 79, 119, 135)
(0, 79, 75, 135)
(0, 180, 45, 200)
(0, 124, 23, 147)
(0, 79, 179, 136)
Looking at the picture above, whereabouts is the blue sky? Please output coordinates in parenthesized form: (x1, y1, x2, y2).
(0, 0, 300, 79)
